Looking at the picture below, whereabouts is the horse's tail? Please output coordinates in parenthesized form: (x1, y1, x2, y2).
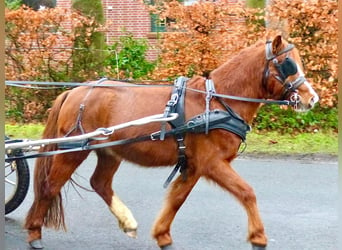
(25, 90, 71, 231)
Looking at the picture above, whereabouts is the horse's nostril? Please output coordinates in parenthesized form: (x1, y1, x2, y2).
(309, 97, 316, 109)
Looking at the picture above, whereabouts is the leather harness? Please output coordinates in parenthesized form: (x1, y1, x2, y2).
(160, 77, 250, 187)
(6, 77, 251, 188)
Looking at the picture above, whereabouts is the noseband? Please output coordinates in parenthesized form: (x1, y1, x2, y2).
(262, 41, 306, 102)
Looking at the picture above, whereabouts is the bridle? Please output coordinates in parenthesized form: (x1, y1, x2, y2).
(262, 41, 306, 105)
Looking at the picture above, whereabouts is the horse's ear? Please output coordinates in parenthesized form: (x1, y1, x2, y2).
(272, 35, 283, 54)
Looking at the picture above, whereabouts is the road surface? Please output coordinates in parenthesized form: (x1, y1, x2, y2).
(5, 154, 338, 250)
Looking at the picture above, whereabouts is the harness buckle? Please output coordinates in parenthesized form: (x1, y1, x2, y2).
(285, 82, 293, 90)
(290, 92, 301, 108)
(169, 93, 179, 106)
(150, 131, 161, 141)
(96, 127, 114, 136)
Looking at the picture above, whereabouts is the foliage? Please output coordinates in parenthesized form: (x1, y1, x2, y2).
(268, 0, 338, 107)
(5, 86, 64, 122)
(71, 0, 107, 81)
(5, 0, 23, 9)
(252, 105, 338, 133)
(246, 0, 265, 8)
(72, 0, 104, 23)
(4, 0, 338, 130)
(5, 6, 105, 122)
(147, 0, 337, 108)
(105, 33, 156, 79)
(149, 0, 265, 78)
(5, 6, 104, 81)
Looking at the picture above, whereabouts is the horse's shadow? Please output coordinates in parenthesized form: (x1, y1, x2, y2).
(5, 215, 24, 228)
(5, 216, 32, 249)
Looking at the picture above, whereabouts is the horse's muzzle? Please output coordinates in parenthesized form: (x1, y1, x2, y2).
(309, 94, 319, 109)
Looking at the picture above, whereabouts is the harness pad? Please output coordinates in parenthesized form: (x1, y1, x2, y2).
(186, 110, 251, 141)
(153, 109, 251, 142)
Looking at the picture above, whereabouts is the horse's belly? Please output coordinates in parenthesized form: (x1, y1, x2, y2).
(111, 138, 179, 167)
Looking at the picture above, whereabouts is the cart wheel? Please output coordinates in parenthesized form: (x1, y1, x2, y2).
(5, 151, 30, 215)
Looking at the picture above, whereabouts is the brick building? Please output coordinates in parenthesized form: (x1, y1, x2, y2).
(56, 0, 246, 60)
(57, 0, 158, 59)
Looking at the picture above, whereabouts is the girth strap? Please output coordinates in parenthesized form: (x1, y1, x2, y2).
(163, 139, 187, 188)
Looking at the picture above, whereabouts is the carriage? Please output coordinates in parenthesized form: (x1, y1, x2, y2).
(5, 35, 319, 250)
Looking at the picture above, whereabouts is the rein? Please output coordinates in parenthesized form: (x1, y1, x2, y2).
(186, 87, 295, 106)
(5, 79, 297, 106)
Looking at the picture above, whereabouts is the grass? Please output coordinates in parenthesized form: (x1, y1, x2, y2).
(245, 130, 338, 155)
(5, 123, 338, 156)
(5, 123, 45, 140)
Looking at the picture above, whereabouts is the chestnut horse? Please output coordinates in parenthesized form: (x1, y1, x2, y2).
(24, 35, 318, 249)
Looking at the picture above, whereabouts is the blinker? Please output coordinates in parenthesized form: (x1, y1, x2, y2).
(274, 57, 298, 81)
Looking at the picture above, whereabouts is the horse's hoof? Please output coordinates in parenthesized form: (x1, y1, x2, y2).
(252, 244, 266, 250)
(160, 244, 174, 250)
(29, 239, 44, 249)
(124, 228, 137, 238)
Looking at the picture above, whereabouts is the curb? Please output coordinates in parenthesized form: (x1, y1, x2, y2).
(239, 152, 338, 163)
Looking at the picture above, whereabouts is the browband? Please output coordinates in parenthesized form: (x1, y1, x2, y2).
(265, 41, 295, 60)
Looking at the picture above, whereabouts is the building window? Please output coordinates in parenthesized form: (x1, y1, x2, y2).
(147, 0, 184, 33)
(23, 0, 56, 10)
(151, 13, 166, 32)
(183, 0, 198, 6)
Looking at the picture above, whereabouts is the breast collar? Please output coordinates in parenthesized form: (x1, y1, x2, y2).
(159, 77, 250, 142)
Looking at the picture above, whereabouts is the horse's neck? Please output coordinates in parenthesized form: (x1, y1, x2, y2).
(209, 46, 266, 123)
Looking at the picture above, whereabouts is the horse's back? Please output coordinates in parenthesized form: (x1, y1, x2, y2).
(54, 83, 182, 166)
(57, 83, 172, 134)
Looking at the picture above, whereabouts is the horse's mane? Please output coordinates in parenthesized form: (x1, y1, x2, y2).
(188, 40, 266, 98)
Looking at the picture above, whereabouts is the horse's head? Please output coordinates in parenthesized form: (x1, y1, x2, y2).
(262, 35, 319, 112)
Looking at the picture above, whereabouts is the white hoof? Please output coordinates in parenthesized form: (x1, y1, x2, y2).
(29, 239, 44, 249)
(125, 228, 137, 238)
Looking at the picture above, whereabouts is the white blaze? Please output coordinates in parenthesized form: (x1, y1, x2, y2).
(296, 63, 319, 104)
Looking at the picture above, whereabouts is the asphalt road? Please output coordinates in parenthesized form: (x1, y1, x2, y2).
(5, 154, 338, 250)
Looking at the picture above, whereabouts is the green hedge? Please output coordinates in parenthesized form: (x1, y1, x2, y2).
(105, 34, 156, 79)
(252, 104, 337, 133)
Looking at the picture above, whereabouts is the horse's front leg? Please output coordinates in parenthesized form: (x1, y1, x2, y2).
(152, 169, 200, 248)
(205, 159, 267, 249)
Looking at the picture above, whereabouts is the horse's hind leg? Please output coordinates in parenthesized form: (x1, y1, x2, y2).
(204, 160, 267, 248)
(90, 149, 138, 237)
(25, 151, 90, 248)
(152, 170, 200, 248)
